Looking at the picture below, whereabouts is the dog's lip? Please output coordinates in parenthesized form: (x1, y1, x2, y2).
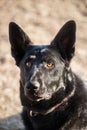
(25, 90, 51, 101)
(26, 94, 45, 102)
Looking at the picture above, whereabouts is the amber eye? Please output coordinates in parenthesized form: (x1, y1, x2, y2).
(47, 63, 53, 67)
(44, 61, 54, 69)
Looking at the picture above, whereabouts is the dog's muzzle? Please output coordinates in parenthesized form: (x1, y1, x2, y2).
(24, 80, 46, 101)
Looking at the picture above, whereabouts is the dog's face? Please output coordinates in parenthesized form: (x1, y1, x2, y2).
(20, 45, 65, 102)
(9, 20, 76, 114)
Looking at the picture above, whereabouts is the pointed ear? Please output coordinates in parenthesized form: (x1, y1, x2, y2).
(9, 22, 33, 66)
(51, 20, 76, 61)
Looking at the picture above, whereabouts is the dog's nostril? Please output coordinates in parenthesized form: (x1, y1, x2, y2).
(32, 85, 38, 90)
(26, 81, 40, 90)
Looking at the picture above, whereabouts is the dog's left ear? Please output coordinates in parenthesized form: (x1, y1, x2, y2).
(9, 22, 33, 66)
(51, 20, 76, 61)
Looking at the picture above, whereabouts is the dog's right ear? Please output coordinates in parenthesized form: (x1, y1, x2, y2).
(9, 22, 32, 66)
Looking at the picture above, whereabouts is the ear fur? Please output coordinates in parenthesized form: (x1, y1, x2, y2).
(51, 20, 76, 61)
(9, 22, 32, 66)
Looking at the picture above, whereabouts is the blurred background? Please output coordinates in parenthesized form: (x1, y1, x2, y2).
(0, 0, 87, 130)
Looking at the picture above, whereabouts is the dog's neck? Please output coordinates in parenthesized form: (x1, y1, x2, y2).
(29, 97, 68, 117)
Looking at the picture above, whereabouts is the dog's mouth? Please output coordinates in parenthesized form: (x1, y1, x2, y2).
(24, 86, 52, 102)
(26, 93, 52, 102)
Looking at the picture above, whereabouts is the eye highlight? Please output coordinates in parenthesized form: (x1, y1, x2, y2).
(26, 61, 31, 68)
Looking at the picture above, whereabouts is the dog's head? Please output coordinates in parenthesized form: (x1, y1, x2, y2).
(9, 21, 76, 115)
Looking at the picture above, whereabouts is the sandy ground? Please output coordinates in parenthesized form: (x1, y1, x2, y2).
(0, 0, 87, 130)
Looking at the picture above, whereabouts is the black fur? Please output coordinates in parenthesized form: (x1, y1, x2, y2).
(9, 20, 87, 130)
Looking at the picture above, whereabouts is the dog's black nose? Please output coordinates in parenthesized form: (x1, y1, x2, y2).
(25, 81, 40, 91)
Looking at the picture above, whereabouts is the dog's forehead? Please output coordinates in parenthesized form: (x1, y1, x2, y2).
(27, 45, 50, 55)
(24, 45, 63, 62)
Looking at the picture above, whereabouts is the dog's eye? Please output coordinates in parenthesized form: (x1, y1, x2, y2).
(47, 63, 53, 68)
(26, 61, 31, 68)
(44, 61, 54, 69)
(25, 59, 33, 68)
(25, 56, 36, 68)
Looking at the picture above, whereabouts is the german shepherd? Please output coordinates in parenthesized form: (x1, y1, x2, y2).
(9, 20, 87, 130)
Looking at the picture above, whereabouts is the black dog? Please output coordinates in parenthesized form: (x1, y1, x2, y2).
(9, 20, 87, 130)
